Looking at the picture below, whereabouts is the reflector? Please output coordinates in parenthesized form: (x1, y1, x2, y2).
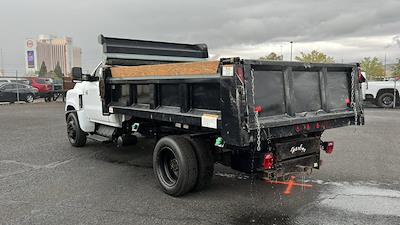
(321, 141, 334, 154)
(325, 142, 334, 154)
(263, 153, 274, 170)
(294, 125, 301, 133)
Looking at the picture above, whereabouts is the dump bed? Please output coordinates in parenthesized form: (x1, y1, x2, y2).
(99, 36, 363, 148)
(102, 59, 363, 146)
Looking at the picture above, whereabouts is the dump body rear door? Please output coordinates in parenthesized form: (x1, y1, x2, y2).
(244, 60, 358, 129)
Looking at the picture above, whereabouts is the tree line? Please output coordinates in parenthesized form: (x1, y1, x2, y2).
(37, 61, 64, 80)
(260, 51, 400, 80)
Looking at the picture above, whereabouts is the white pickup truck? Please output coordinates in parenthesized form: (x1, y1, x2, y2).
(362, 79, 399, 108)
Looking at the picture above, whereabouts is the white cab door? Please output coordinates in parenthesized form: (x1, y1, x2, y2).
(82, 80, 109, 123)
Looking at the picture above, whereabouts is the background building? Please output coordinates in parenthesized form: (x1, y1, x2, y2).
(25, 35, 82, 76)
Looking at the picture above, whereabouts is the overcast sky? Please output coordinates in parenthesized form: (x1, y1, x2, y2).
(0, 0, 399, 74)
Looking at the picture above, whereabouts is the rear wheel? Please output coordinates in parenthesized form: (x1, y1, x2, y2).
(184, 136, 214, 192)
(153, 136, 198, 196)
(377, 92, 395, 108)
(66, 113, 87, 147)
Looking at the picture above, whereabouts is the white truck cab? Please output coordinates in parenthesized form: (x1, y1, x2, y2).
(65, 63, 125, 145)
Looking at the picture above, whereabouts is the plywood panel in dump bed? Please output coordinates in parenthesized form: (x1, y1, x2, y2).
(111, 61, 220, 78)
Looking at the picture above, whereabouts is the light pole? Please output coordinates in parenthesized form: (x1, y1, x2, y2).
(384, 51, 387, 77)
(290, 41, 293, 61)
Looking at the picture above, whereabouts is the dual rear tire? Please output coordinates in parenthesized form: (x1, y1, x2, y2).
(153, 136, 214, 196)
(65, 113, 213, 196)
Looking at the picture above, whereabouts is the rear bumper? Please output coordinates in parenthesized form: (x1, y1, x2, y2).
(265, 154, 320, 178)
(230, 136, 322, 175)
(230, 150, 320, 175)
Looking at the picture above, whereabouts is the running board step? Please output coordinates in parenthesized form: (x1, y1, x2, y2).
(87, 134, 112, 142)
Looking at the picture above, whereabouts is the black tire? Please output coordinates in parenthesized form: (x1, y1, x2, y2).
(45, 96, 52, 102)
(25, 94, 34, 103)
(66, 113, 87, 147)
(184, 136, 214, 192)
(153, 136, 198, 196)
(377, 92, 395, 108)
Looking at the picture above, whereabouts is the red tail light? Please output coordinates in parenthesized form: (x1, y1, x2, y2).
(263, 153, 274, 170)
(321, 141, 334, 154)
(255, 105, 262, 113)
(345, 98, 351, 107)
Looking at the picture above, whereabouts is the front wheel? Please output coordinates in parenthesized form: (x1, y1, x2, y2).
(153, 136, 198, 196)
(25, 94, 34, 103)
(66, 113, 87, 147)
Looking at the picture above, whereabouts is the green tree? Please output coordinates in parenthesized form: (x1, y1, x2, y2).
(391, 59, 400, 78)
(54, 61, 63, 78)
(38, 61, 47, 77)
(259, 52, 283, 61)
(360, 57, 385, 80)
(295, 50, 335, 63)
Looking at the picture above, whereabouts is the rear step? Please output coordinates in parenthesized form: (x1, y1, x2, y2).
(87, 134, 112, 142)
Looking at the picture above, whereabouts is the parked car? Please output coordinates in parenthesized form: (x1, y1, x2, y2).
(0, 82, 39, 103)
(26, 77, 54, 98)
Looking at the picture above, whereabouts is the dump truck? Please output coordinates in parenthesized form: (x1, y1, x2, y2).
(65, 35, 365, 196)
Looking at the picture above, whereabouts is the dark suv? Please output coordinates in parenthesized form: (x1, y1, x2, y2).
(0, 82, 39, 103)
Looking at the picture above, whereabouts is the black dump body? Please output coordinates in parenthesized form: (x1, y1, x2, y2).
(99, 35, 364, 174)
(102, 58, 363, 147)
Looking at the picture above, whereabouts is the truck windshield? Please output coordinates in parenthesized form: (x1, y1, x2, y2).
(92, 62, 103, 77)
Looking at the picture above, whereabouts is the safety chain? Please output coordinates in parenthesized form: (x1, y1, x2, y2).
(351, 67, 358, 125)
(250, 69, 262, 151)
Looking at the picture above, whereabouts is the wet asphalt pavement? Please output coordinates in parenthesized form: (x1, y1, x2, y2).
(0, 102, 400, 225)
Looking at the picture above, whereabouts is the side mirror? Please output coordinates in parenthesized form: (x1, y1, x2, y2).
(72, 67, 83, 81)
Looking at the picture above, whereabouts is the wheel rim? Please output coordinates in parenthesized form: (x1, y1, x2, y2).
(382, 96, 393, 106)
(159, 147, 179, 186)
(26, 95, 34, 103)
(67, 118, 77, 143)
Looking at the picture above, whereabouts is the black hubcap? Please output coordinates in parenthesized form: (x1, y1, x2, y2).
(27, 95, 33, 102)
(159, 147, 179, 186)
(383, 96, 393, 106)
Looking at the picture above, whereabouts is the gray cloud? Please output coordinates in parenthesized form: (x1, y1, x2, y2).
(385, 35, 400, 49)
(0, 0, 399, 74)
